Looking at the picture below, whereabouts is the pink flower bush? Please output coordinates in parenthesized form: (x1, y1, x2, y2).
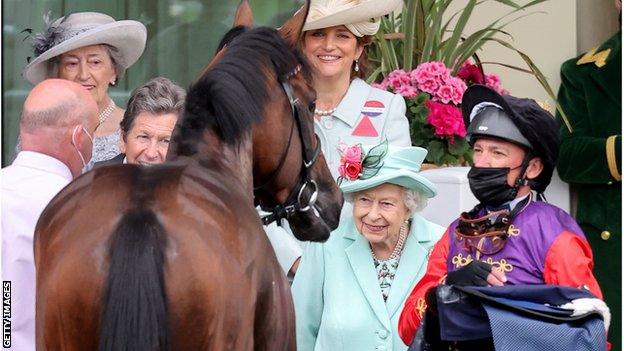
(435, 85, 454, 104)
(418, 78, 439, 95)
(411, 61, 466, 105)
(396, 84, 419, 98)
(425, 101, 466, 141)
(387, 69, 411, 90)
(376, 60, 507, 165)
(379, 62, 468, 105)
(449, 78, 466, 105)
(421, 61, 450, 79)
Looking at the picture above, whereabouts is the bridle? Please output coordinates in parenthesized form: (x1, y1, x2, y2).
(254, 65, 321, 226)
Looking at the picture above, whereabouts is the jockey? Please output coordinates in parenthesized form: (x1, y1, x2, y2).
(398, 85, 605, 348)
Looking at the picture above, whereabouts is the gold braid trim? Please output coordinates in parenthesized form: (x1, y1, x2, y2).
(416, 298, 427, 319)
(606, 135, 621, 181)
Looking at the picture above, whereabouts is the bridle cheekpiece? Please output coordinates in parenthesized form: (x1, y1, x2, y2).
(254, 65, 321, 225)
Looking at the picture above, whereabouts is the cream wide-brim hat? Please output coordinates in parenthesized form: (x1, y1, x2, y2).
(303, 0, 402, 37)
(23, 12, 147, 85)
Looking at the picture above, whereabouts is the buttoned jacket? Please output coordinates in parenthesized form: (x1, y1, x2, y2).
(315, 78, 411, 179)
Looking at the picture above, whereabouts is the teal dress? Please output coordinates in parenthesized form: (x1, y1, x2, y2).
(292, 214, 444, 351)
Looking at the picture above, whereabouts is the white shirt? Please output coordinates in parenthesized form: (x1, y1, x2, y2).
(1, 151, 73, 351)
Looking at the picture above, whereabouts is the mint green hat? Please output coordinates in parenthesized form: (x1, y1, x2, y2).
(339, 145, 437, 198)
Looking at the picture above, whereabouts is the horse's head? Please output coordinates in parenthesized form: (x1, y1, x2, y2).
(172, 1, 342, 241)
(251, 3, 343, 241)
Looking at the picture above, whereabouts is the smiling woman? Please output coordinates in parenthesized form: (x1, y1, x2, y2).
(292, 144, 444, 351)
(299, 0, 409, 177)
(352, 183, 413, 259)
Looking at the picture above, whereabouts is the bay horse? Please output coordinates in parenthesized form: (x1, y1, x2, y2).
(33, 2, 343, 350)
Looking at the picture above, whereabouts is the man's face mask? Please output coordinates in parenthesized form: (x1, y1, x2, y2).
(467, 166, 524, 206)
(71, 125, 94, 170)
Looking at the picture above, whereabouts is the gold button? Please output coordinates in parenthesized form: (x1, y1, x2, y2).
(601, 231, 611, 240)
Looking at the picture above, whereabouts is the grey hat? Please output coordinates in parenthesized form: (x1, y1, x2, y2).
(465, 105, 532, 149)
(23, 12, 147, 85)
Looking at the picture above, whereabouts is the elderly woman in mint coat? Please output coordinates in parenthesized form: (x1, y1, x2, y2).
(292, 145, 444, 351)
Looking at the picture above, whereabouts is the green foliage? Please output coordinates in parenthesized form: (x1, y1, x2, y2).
(369, 0, 550, 75)
(367, 0, 564, 117)
(365, 0, 570, 165)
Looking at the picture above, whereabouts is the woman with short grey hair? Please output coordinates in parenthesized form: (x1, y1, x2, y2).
(292, 144, 444, 351)
(344, 187, 428, 216)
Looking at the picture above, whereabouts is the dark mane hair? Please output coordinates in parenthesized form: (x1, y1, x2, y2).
(172, 26, 310, 156)
(216, 25, 247, 52)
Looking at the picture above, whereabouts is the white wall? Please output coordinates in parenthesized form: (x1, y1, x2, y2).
(577, 0, 620, 54)
(446, 0, 576, 108)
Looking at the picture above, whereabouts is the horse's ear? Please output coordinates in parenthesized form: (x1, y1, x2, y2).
(233, 0, 253, 28)
(278, 0, 309, 47)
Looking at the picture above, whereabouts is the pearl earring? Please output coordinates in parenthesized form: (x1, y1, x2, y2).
(110, 79, 116, 86)
(354, 60, 359, 72)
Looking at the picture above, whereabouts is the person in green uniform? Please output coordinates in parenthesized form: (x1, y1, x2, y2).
(555, 14, 621, 349)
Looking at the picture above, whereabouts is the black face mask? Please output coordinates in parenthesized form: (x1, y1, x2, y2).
(468, 166, 523, 206)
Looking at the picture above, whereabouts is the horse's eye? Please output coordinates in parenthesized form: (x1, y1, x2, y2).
(308, 100, 316, 113)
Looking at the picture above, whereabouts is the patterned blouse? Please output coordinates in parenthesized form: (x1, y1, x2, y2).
(85, 129, 121, 170)
(14, 129, 121, 172)
(373, 256, 401, 302)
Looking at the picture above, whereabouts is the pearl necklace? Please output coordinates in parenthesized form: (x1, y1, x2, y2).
(314, 107, 337, 116)
(98, 99, 116, 124)
(372, 222, 409, 262)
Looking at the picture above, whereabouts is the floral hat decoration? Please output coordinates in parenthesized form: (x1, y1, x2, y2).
(337, 141, 438, 198)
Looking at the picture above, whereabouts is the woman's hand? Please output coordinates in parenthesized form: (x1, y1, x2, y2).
(445, 260, 506, 287)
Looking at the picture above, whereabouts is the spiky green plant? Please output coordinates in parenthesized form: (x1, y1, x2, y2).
(367, 0, 571, 131)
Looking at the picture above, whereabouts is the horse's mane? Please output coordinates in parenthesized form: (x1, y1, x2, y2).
(216, 25, 247, 52)
(172, 26, 311, 155)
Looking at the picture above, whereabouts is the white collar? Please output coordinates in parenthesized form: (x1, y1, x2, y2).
(507, 193, 531, 211)
(12, 151, 73, 181)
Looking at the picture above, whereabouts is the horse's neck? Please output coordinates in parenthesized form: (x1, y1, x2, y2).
(170, 131, 254, 201)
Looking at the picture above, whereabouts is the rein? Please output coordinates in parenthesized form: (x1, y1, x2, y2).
(254, 66, 321, 225)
